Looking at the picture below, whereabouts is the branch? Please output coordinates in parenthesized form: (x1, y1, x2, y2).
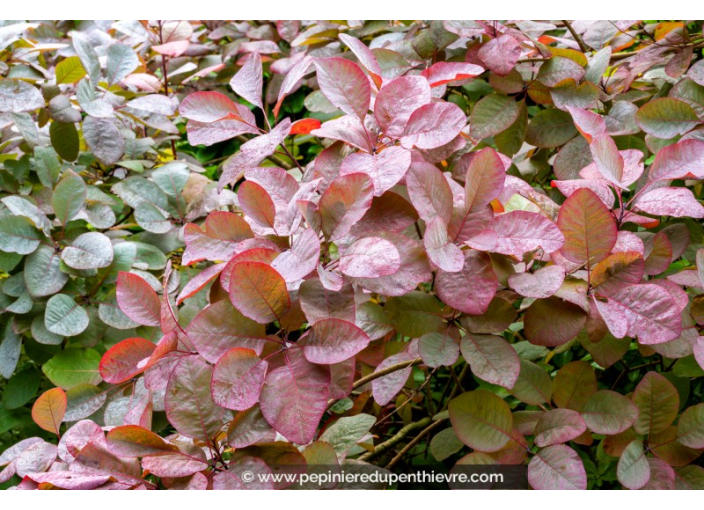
(385, 417, 448, 469)
(357, 416, 432, 462)
(326, 358, 422, 410)
(562, 20, 589, 53)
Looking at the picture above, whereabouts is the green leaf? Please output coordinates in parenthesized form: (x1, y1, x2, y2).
(44, 294, 89, 337)
(52, 171, 86, 226)
(448, 390, 513, 452)
(50, 121, 79, 162)
(55, 56, 87, 85)
(526, 109, 578, 148)
(385, 291, 444, 338)
(2, 368, 41, 409)
(469, 93, 520, 140)
(617, 439, 650, 490)
(509, 360, 553, 405)
(42, 348, 102, 389)
(24, 244, 68, 297)
(635, 97, 699, 139)
(83, 116, 124, 166)
(0, 215, 41, 255)
(632, 371, 679, 435)
(106, 43, 139, 86)
(61, 232, 114, 270)
(34, 146, 61, 187)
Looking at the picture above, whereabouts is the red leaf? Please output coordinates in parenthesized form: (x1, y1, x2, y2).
(99, 337, 157, 384)
(289, 118, 321, 135)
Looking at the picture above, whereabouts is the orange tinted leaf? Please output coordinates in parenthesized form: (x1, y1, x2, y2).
(290, 118, 321, 135)
(31, 388, 66, 437)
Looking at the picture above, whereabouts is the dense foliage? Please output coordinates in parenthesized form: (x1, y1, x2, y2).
(2, 19, 704, 490)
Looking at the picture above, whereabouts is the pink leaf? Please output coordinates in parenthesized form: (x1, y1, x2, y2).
(421, 62, 484, 87)
(271, 228, 321, 282)
(464, 147, 506, 211)
(478, 35, 522, 76)
(116, 272, 161, 327)
(423, 218, 465, 272)
(649, 139, 704, 181)
(528, 445, 587, 490)
(595, 283, 682, 344)
(228, 261, 291, 324)
(180, 91, 240, 122)
(182, 211, 254, 266)
(589, 135, 624, 186)
(401, 102, 466, 150)
(303, 318, 370, 364)
(314, 57, 371, 120)
(319, 173, 374, 240)
(467, 211, 564, 256)
(339, 34, 383, 87)
(557, 188, 617, 267)
(406, 160, 453, 225)
(534, 409, 587, 447)
(259, 349, 330, 444)
(339, 146, 411, 196)
(339, 236, 401, 278)
(435, 250, 497, 314)
(634, 187, 704, 218)
(509, 265, 566, 299)
(374, 75, 432, 138)
(371, 351, 415, 406)
(165, 356, 226, 441)
(229, 51, 263, 109)
(99, 337, 156, 384)
(211, 348, 268, 411)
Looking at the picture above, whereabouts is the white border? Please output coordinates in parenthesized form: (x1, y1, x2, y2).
(1, 5, 695, 20)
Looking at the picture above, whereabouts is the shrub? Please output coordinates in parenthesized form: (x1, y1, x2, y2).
(2, 19, 704, 490)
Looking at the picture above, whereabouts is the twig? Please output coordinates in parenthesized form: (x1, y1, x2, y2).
(358, 416, 432, 462)
(326, 358, 422, 410)
(562, 20, 589, 53)
(385, 417, 447, 469)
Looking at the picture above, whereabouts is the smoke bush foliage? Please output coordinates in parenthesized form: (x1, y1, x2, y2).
(2, 19, 704, 490)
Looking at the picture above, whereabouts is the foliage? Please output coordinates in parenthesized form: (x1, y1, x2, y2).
(1, 19, 704, 490)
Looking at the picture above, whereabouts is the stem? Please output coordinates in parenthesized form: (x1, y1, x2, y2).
(385, 417, 447, 469)
(326, 358, 422, 410)
(562, 20, 589, 53)
(357, 416, 432, 462)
